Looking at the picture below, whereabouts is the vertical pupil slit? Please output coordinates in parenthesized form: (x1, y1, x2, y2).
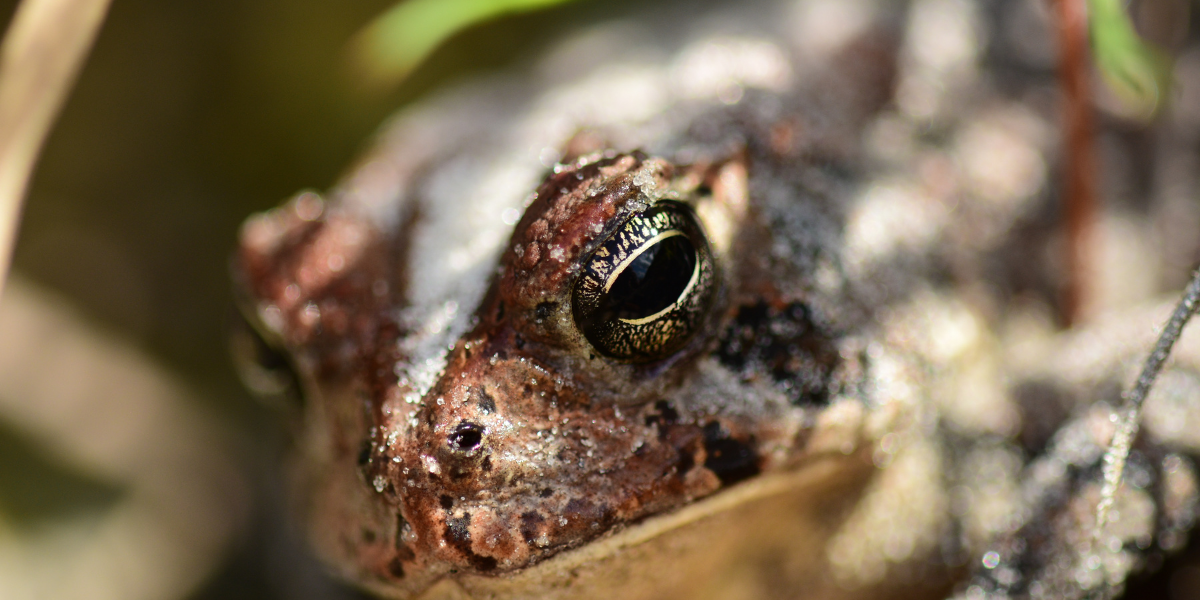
(599, 235, 696, 321)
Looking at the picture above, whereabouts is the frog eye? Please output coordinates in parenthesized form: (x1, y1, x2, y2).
(571, 200, 716, 362)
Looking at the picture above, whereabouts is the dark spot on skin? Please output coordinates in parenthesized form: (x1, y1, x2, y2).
(599, 504, 616, 527)
(481, 456, 492, 472)
(560, 498, 614, 529)
(449, 422, 484, 452)
(387, 557, 406, 579)
(702, 421, 760, 485)
(716, 301, 839, 405)
(538, 487, 553, 498)
(514, 334, 526, 350)
(645, 400, 680, 439)
(563, 499, 585, 521)
(439, 495, 454, 510)
(496, 301, 505, 321)
(520, 511, 546, 544)
(702, 421, 723, 441)
(446, 513, 471, 545)
(655, 400, 679, 422)
(475, 388, 496, 414)
(357, 442, 371, 467)
(362, 529, 377, 543)
(535, 301, 556, 322)
(676, 446, 695, 474)
(444, 513, 498, 571)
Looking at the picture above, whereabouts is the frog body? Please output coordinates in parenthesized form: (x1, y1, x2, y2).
(234, 1, 1200, 598)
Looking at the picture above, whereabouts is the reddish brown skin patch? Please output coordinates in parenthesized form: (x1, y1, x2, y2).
(236, 151, 824, 586)
(236, 195, 401, 378)
(229, 16, 913, 594)
(501, 153, 669, 310)
(354, 153, 776, 577)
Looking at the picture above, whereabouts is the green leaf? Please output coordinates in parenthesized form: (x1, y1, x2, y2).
(1087, 0, 1174, 119)
(350, 0, 578, 88)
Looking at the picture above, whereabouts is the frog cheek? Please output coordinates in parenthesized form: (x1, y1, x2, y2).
(571, 200, 717, 362)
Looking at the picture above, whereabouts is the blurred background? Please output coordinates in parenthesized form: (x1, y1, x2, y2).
(0, 0, 1199, 599)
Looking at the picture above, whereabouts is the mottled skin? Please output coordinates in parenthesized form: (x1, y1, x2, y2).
(388, 154, 731, 572)
(234, 8, 899, 593)
(234, 1, 1200, 599)
(237, 140, 866, 594)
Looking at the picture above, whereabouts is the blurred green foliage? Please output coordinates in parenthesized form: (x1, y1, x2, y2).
(1088, 0, 1175, 119)
(351, 0, 579, 88)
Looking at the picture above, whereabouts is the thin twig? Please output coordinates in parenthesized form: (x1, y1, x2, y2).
(0, 0, 112, 300)
(1057, 0, 1097, 326)
(1091, 267, 1200, 572)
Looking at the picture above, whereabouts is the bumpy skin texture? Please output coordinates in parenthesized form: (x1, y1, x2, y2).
(237, 119, 878, 591)
(234, 1, 1200, 599)
(235, 17, 896, 595)
(381, 154, 777, 574)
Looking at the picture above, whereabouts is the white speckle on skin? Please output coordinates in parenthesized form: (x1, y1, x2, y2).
(300, 303, 321, 326)
(293, 191, 325, 221)
(283, 284, 301, 303)
(327, 254, 345, 272)
(422, 454, 441, 475)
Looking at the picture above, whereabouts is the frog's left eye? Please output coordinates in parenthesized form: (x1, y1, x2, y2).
(572, 200, 716, 362)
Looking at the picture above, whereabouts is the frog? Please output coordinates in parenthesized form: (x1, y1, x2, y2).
(232, 0, 1200, 598)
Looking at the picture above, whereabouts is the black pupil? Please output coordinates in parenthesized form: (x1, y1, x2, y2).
(600, 235, 696, 321)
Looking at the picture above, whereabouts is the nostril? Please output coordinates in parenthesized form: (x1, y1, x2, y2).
(535, 301, 556, 322)
(449, 422, 484, 452)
